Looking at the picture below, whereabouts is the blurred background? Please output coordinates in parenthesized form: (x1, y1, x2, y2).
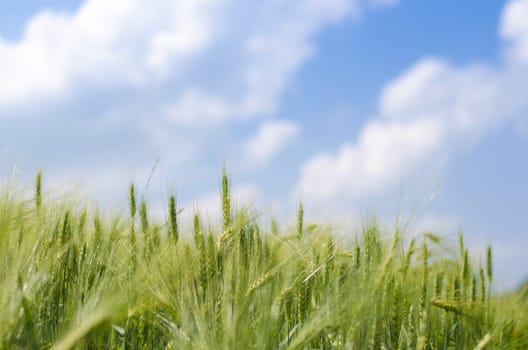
(0, 0, 527, 289)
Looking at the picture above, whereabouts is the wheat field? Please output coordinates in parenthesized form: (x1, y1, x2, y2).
(0, 170, 527, 349)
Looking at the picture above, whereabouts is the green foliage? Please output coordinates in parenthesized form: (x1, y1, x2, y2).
(168, 194, 179, 244)
(221, 167, 231, 232)
(0, 172, 526, 349)
(35, 170, 42, 210)
(297, 201, 304, 238)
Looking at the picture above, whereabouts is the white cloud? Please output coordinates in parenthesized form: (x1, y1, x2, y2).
(238, 0, 358, 116)
(379, 59, 452, 119)
(0, 0, 223, 108)
(297, 0, 528, 205)
(160, 0, 361, 124)
(0, 0, 369, 122)
(381, 59, 528, 140)
(500, 0, 528, 63)
(0, 0, 398, 227)
(244, 120, 300, 166)
(299, 117, 445, 202)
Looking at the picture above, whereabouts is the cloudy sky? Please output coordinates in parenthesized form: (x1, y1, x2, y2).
(1, 0, 527, 287)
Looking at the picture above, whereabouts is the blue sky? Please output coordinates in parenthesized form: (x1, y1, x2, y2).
(0, 0, 527, 288)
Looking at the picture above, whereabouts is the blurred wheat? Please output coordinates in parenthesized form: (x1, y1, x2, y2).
(0, 171, 525, 349)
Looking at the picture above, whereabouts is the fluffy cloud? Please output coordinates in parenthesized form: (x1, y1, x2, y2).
(244, 120, 300, 166)
(500, 0, 528, 63)
(158, 0, 365, 124)
(299, 117, 445, 201)
(0, 0, 222, 108)
(297, 0, 528, 204)
(0, 0, 388, 209)
(0, 0, 370, 122)
(379, 59, 526, 136)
